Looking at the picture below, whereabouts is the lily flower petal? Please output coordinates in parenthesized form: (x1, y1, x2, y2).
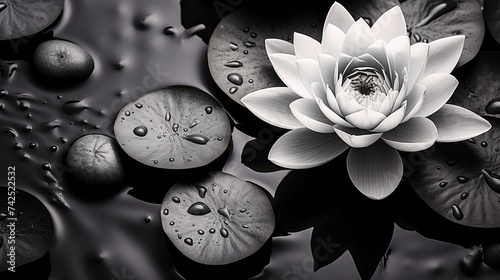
(241, 87, 303, 129)
(371, 6, 407, 43)
(321, 24, 346, 58)
(296, 58, 322, 97)
(342, 19, 377, 57)
(367, 39, 392, 78)
(408, 43, 429, 90)
(318, 54, 337, 90)
(381, 117, 438, 152)
(334, 125, 382, 148)
(371, 102, 407, 132)
(345, 109, 387, 130)
(402, 84, 426, 122)
(290, 98, 335, 133)
(422, 35, 465, 77)
(294, 32, 322, 60)
(388, 36, 410, 84)
(347, 140, 403, 200)
(323, 2, 355, 34)
(269, 127, 350, 169)
(413, 73, 458, 117)
(312, 83, 354, 128)
(268, 53, 311, 98)
(428, 104, 492, 142)
(336, 93, 366, 116)
(265, 38, 295, 55)
(326, 84, 343, 116)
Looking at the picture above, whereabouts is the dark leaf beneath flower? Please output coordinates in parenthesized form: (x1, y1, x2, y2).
(484, 0, 500, 45)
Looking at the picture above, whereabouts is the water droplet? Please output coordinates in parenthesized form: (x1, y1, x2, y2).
(187, 202, 211, 215)
(209, 228, 216, 234)
(198, 230, 204, 235)
(29, 142, 37, 149)
(172, 123, 179, 132)
(243, 27, 249, 33)
(172, 196, 180, 203)
(415, 0, 458, 28)
(0, 89, 7, 97)
(248, 79, 254, 83)
(467, 138, 476, 144)
(184, 238, 193, 246)
(169, 157, 174, 162)
(220, 228, 229, 238)
(437, 166, 441, 170)
(481, 169, 500, 194)
(163, 209, 169, 215)
(229, 87, 238, 94)
(57, 95, 62, 99)
(457, 176, 469, 183)
(183, 134, 209, 145)
(224, 61, 243, 68)
(13, 143, 22, 150)
(144, 216, 151, 223)
(250, 32, 257, 38)
(41, 163, 51, 170)
(223, 190, 228, 194)
(4, 127, 18, 137)
(485, 98, 500, 114)
(243, 50, 249, 54)
(218, 206, 230, 220)
(40, 119, 61, 130)
(461, 192, 469, 199)
(230, 42, 239, 51)
(62, 99, 89, 114)
(177, 234, 182, 239)
(447, 159, 457, 166)
(169, 221, 175, 226)
(242, 224, 249, 229)
(227, 73, 243, 85)
(163, 26, 176, 35)
(189, 119, 200, 128)
(195, 185, 207, 198)
(50, 145, 58, 152)
(481, 141, 488, 147)
(412, 33, 422, 42)
(133, 126, 148, 137)
(452, 204, 464, 220)
(125, 111, 130, 116)
(439, 182, 448, 188)
(243, 41, 256, 48)
(240, 208, 247, 213)
(205, 107, 212, 114)
(165, 112, 171, 122)
(153, 160, 158, 164)
(18, 101, 29, 111)
(23, 125, 32, 133)
(60, 137, 67, 144)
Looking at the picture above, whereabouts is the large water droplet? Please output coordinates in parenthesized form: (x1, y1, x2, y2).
(415, 0, 458, 28)
(481, 169, 500, 194)
(461, 192, 469, 200)
(165, 112, 171, 122)
(230, 42, 239, 51)
(133, 126, 148, 137)
(198, 230, 204, 235)
(135, 103, 143, 109)
(163, 209, 169, 215)
(4, 127, 18, 137)
(172, 196, 180, 203)
(29, 142, 37, 149)
(224, 61, 243, 68)
(0, 4, 6, 13)
(227, 73, 243, 85)
(195, 185, 207, 198)
(62, 99, 89, 114)
(50, 145, 58, 152)
(452, 204, 464, 220)
(205, 107, 212, 114)
(218, 206, 230, 220)
(229, 87, 238, 94)
(439, 182, 448, 188)
(184, 238, 193, 246)
(485, 98, 500, 114)
(220, 228, 229, 238)
(457, 176, 469, 184)
(183, 134, 209, 145)
(187, 202, 211, 215)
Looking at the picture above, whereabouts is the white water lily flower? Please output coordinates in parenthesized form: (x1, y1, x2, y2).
(241, 2, 491, 200)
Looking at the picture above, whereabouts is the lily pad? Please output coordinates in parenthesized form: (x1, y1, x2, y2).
(339, 0, 484, 67)
(114, 86, 232, 169)
(406, 116, 500, 228)
(449, 52, 500, 117)
(207, 1, 322, 107)
(0, 0, 64, 41)
(0, 186, 55, 271)
(484, 0, 500, 45)
(160, 171, 275, 265)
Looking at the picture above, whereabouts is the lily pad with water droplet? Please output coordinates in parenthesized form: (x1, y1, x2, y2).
(207, 1, 322, 107)
(449, 52, 500, 117)
(0, 0, 64, 40)
(0, 187, 55, 271)
(406, 116, 500, 228)
(114, 86, 232, 169)
(160, 171, 275, 265)
(339, 0, 484, 67)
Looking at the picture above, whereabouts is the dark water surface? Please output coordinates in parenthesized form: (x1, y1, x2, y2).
(1, 0, 500, 279)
